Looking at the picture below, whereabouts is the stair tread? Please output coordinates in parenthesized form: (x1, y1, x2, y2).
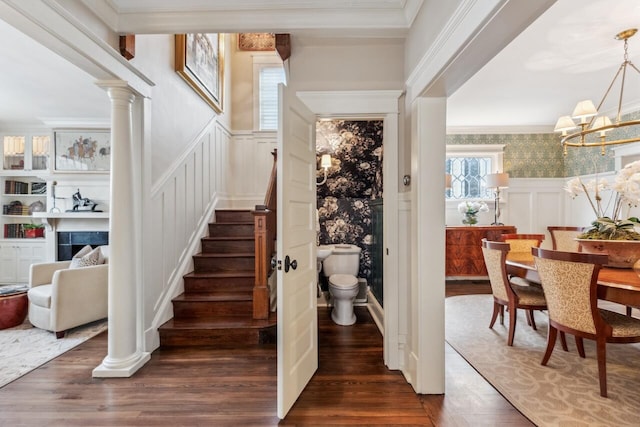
(210, 221, 253, 225)
(160, 315, 276, 330)
(194, 252, 254, 258)
(202, 236, 254, 241)
(184, 271, 255, 278)
(173, 291, 253, 302)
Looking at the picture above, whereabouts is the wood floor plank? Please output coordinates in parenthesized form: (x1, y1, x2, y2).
(0, 282, 532, 425)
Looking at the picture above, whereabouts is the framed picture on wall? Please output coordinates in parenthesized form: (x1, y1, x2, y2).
(54, 129, 111, 172)
(175, 33, 225, 113)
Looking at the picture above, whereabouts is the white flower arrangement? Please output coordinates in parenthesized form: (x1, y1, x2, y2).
(457, 200, 489, 216)
(457, 201, 489, 225)
(565, 160, 640, 240)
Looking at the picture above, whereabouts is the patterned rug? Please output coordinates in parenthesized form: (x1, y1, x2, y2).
(446, 295, 640, 427)
(0, 319, 107, 388)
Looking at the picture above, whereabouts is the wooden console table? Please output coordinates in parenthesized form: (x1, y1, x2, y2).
(446, 225, 516, 278)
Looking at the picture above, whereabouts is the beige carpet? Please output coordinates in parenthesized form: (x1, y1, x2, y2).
(0, 319, 107, 388)
(446, 294, 640, 427)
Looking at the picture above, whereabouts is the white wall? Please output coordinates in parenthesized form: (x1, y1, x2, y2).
(288, 39, 405, 92)
(130, 34, 232, 184)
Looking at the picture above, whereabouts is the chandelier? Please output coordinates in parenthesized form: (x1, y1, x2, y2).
(555, 28, 640, 155)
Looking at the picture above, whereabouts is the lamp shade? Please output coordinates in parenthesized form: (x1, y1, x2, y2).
(320, 154, 332, 169)
(445, 174, 452, 189)
(571, 100, 598, 121)
(554, 115, 577, 133)
(591, 115, 613, 135)
(486, 172, 509, 189)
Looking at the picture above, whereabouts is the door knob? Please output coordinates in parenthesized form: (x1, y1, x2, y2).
(284, 255, 297, 272)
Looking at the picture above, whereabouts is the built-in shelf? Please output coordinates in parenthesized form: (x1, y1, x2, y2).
(32, 211, 109, 230)
(32, 212, 109, 219)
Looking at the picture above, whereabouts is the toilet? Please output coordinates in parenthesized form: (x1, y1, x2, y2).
(321, 244, 362, 326)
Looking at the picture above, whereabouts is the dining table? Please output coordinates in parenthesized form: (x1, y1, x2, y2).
(505, 254, 640, 307)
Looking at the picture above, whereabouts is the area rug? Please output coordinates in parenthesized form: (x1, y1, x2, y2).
(0, 319, 107, 388)
(446, 295, 640, 427)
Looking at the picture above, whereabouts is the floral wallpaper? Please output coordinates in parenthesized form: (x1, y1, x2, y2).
(447, 110, 640, 178)
(316, 119, 383, 288)
(316, 120, 383, 199)
(446, 133, 565, 178)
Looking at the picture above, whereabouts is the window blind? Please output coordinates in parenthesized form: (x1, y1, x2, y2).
(259, 66, 285, 130)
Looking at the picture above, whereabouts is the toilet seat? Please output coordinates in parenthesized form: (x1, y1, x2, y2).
(329, 274, 358, 289)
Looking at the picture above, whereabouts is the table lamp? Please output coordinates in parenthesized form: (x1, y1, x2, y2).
(486, 172, 509, 225)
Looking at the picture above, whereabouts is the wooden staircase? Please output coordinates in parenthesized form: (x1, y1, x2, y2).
(159, 209, 276, 347)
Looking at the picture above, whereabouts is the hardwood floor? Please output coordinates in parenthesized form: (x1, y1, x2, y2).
(0, 281, 533, 426)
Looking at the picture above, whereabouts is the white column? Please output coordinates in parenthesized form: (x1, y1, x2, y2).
(93, 81, 150, 377)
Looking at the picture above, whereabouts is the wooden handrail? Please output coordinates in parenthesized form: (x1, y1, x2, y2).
(252, 150, 277, 319)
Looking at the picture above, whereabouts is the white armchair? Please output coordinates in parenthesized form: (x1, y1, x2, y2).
(28, 246, 109, 338)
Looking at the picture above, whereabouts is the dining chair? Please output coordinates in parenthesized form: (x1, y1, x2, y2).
(547, 226, 583, 252)
(500, 233, 545, 257)
(500, 233, 546, 290)
(481, 239, 548, 346)
(533, 247, 640, 397)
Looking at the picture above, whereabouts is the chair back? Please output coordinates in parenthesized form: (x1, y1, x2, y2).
(500, 233, 545, 261)
(547, 226, 583, 252)
(532, 247, 607, 335)
(481, 239, 511, 302)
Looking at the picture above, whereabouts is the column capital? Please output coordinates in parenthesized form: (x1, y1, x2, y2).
(96, 80, 138, 103)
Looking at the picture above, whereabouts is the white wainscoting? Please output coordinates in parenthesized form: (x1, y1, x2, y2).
(223, 131, 277, 209)
(446, 178, 567, 247)
(143, 126, 278, 349)
(144, 119, 231, 350)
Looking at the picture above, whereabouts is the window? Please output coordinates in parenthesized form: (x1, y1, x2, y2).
(445, 144, 505, 200)
(253, 56, 285, 131)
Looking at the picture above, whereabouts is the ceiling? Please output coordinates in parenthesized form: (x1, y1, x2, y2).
(0, 0, 639, 133)
(447, 0, 640, 133)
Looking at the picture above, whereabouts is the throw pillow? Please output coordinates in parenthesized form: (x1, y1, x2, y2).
(73, 244, 93, 258)
(69, 245, 101, 269)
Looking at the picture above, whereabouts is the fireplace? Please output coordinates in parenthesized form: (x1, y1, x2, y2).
(57, 231, 109, 261)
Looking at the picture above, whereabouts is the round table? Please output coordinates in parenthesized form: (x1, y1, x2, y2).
(0, 291, 28, 330)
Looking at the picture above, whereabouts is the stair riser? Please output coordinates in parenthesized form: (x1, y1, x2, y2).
(194, 256, 255, 273)
(184, 276, 254, 293)
(215, 210, 254, 223)
(208, 223, 254, 237)
(201, 239, 255, 253)
(173, 300, 253, 318)
(159, 329, 262, 347)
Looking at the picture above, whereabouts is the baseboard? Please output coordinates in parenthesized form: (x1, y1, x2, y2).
(367, 289, 384, 335)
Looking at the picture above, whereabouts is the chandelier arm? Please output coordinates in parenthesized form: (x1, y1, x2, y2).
(595, 62, 626, 116)
(628, 61, 640, 74)
(617, 62, 628, 122)
(563, 135, 640, 148)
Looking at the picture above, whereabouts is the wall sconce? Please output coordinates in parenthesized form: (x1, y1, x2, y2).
(317, 154, 332, 186)
(485, 172, 509, 225)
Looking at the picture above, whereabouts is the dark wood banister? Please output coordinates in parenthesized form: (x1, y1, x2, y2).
(252, 149, 277, 319)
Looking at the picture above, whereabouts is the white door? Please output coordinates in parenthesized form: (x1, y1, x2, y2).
(276, 83, 318, 419)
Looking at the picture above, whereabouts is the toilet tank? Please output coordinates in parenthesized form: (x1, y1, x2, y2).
(322, 244, 362, 277)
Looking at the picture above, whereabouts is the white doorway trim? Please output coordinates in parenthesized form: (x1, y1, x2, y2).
(297, 89, 403, 369)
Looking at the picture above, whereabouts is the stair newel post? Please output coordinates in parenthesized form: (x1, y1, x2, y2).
(252, 206, 271, 320)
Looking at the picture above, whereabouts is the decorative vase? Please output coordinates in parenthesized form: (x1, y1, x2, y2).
(576, 239, 640, 268)
(462, 213, 478, 225)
